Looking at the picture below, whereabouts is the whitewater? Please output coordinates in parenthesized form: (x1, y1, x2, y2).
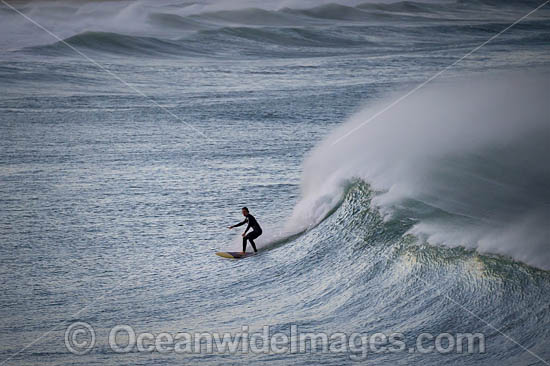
(1, 0, 550, 365)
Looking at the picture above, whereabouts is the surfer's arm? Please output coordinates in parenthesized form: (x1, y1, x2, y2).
(230, 219, 247, 228)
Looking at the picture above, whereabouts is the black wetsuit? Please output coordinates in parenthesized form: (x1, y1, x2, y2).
(233, 214, 262, 252)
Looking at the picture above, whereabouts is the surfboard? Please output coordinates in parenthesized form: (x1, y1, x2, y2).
(215, 252, 257, 259)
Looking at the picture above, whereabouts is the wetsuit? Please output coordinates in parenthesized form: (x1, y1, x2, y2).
(233, 214, 262, 252)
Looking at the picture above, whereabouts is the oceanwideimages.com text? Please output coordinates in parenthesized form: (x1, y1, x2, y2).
(65, 322, 485, 361)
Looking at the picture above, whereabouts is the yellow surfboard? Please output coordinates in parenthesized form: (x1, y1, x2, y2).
(215, 252, 257, 259)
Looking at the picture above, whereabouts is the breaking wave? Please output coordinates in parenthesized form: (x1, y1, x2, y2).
(288, 73, 550, 270)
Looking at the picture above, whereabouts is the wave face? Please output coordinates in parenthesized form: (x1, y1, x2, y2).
(287, 73, 550, 270)
(4, 0, 548, 57)
(271, 177, 550, 364)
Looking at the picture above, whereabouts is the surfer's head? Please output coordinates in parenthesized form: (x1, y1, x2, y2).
(241, 207, 249, 216)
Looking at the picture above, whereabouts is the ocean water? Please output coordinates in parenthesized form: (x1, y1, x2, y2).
(1, 0, 550, 365)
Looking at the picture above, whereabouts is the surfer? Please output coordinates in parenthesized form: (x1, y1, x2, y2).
(228, 207, 262, 253)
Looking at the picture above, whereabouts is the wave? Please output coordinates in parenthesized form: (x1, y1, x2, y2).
(25, 25, 383, 58)
(25, 31, 207, 57)
(285, 72, 550, 270)
(201, 26, 375, 47)
(31, 18, 540, 59)
(10, 0, 545, 55)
